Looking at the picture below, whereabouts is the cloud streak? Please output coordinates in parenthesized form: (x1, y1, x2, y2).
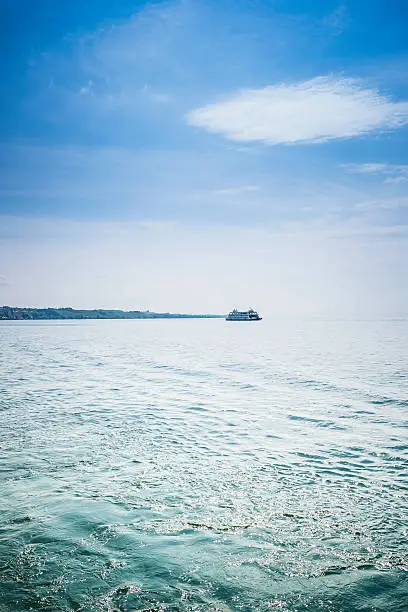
(344, 163, 408, 184)
(187, 76, 408, 145)
(214, 185, 260, 196)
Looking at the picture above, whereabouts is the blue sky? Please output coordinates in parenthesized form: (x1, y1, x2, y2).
(1, 0, 407, 315)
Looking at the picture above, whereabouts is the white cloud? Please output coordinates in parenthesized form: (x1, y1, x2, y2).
(346, 163, 389, 174)
(187, 76, 408, 145)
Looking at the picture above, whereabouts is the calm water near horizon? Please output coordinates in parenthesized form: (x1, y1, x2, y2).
(0, 319, 407, 611)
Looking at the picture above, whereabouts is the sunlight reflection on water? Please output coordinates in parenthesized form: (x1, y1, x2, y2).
(0, 319, 407, 611)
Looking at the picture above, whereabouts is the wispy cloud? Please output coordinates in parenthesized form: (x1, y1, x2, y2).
(385, 176, 408, 185)
(214, 185, 260, 196)
(345, 163, 389, 174)
(3, 141, 408, 228)
(321, 4, 349, 37)
(344, 163, 408, 184)
(356, 197, 408, 211)
(187, 76, 408, 145)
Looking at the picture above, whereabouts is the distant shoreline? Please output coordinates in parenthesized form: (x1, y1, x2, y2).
(0, 307, 224, 321)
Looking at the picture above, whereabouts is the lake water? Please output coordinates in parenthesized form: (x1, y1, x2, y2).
(0, 319, 407, 611)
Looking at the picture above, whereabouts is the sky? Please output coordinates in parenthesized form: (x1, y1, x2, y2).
(1, 0, 408, 317)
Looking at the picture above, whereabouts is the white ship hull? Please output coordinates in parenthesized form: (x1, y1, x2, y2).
(226, 309, 262, 321)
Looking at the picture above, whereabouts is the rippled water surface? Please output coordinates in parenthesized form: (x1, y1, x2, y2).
(0, 319, 407, 611)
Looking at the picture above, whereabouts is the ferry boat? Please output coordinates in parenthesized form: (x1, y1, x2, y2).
(226, 308, 262, 321)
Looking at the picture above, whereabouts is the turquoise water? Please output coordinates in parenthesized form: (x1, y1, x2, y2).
(0, 319, 407, 611)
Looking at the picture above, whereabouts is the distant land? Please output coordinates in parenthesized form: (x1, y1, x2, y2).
(0, 307, 224, 321)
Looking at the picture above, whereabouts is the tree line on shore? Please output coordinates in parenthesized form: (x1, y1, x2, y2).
(0, 307, 222, 320)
